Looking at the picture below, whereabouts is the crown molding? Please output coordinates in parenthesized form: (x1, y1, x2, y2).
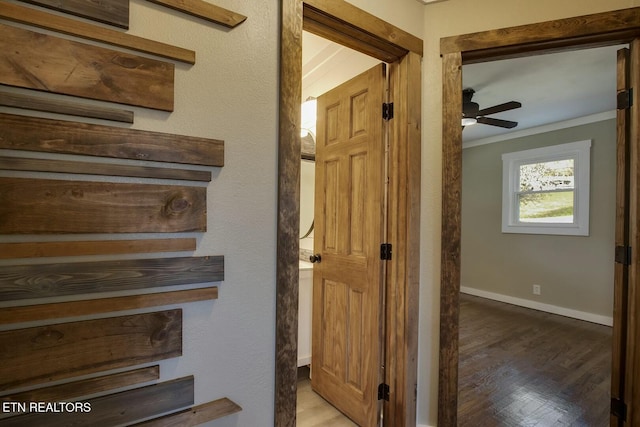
(463, 110, 616, 149)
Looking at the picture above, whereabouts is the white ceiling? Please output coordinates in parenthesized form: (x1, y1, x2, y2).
(462, 44, 623, 144)
(302, 32, 378, 102)
(302, 31, 625, 145)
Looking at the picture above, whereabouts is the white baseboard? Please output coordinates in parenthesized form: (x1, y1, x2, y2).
(460, 286, 613, 327)
(416, 424, 434, 427)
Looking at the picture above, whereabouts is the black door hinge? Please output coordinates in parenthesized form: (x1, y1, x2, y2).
(383, 102, 394, 120)
(611, 397, 627, 421)
(615, 245, 632, 266)
(378, 383, 390, 401)
(618, 88, 633, 110)
(380, 243, 392, 261)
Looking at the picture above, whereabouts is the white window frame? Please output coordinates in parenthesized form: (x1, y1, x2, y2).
(501, 140, 591, 236)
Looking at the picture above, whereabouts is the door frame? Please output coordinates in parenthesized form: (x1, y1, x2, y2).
(439, 7, 640, 426)
(276, 1, 422, 426)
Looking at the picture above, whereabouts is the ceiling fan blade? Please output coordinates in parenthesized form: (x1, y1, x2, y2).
(477, 101, 521, 116)
(477, 116, 518, 129)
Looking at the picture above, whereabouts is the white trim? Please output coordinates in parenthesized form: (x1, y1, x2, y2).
(416, 424, 435, 427)
(501, 140, 591, 236)
(461, 286, 613, 326)
(463, 110, 616, 149)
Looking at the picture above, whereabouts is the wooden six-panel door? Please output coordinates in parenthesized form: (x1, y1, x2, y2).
(311, 63, 386, 427)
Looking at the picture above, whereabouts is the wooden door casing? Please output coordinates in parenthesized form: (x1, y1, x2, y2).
(439, 8, 640, 427)
(277, 2, 422, 426)
(312, 63, 386, 427)
(625, 38, 640, 427)
(612, 45, 631, 427)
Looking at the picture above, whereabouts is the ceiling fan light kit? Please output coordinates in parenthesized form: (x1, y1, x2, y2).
(462, 88, 521, 129)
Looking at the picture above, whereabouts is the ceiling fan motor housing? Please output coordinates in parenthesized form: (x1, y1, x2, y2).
(462, 88, 479, 117)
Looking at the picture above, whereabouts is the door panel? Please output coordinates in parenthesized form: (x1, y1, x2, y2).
(312, 63, 386, 427)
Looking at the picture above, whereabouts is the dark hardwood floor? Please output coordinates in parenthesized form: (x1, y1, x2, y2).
(458, 293, 612, 427)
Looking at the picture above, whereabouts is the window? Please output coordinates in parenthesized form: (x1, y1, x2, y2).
(502, 140, 591, 236)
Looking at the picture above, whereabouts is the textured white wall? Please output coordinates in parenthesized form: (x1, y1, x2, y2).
(130, 1, 279, 425)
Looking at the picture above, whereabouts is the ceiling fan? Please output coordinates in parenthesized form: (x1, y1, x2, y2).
(462, 88, 521, 129)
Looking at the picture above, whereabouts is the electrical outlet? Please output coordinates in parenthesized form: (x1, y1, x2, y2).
(533, 284, 541, 295)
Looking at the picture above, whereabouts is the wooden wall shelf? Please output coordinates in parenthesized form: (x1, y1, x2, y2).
(0, 256, 224, 301)
(0, 288, 218, 325)
(1, 3, 195, 64)
(0, 24, 175, 111)
(1, 366, 160, 403)
(0, 91, 134, 123)
(144, 0, 247, 28)
(0, 157, 212, 182)
(0, 178, 207, 235)
(0, 238, 197, 260)
(18, 0, 130, 29)
(0, 113, 224, 167)
(0, 310, 183, 391)
(133, 397, 243, 426)
(1, 376, 195, 427)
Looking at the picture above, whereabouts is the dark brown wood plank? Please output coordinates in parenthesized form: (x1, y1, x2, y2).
(0, 24, 174, 111)
(18, 0, 129, 29)
(0, 256, 223, 301)
(1, 376, 194, 427)
(132, 398, 242, 426)
(626, 37, 640, 427)
(303, 0, 422, 57)
(0, 3, 195, 64)
(275, 0, 302, 426)
(1, 366, 160, 403)
(143, 0, 247, 28)
(0, 113, 224, 167)
(611, 46, 631, 427)
(385, 51, 421, 427)
(439, 51, 463, 427)
(0, 288, 217, 325)
(0, 310, 182, 391)
(0, 177, 206, 234)
(0, 90, 133, 123)
(0, 238, 197, 260)
(303, 6, 407, 63)
(0, 157, 212, 181)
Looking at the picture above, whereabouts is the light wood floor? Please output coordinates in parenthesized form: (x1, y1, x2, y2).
(297, 366, 357, 427)
(458, 293, 612, 426)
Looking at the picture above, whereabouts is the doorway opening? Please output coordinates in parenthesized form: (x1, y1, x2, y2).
(296, 31, 382, 426)
(458, 45, 621, 424)
(277, 1, 422, 426)
(439, 8, 640, 426)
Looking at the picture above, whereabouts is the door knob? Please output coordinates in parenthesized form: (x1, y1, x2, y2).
(309, 254, 322, 263)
